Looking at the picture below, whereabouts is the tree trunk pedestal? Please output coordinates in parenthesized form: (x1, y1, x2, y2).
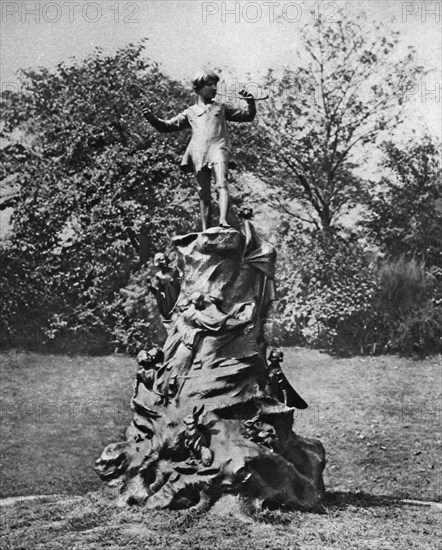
(96, 226, 326, 512)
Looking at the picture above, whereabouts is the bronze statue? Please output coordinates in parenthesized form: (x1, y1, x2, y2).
(243, 414, 277, 450)
(182, 405, 214, 467)
(267, 349, 308, 410)
(96, 119, 326, 510)
(142, 69, 256, 230)
(135, 347, 164, 391)
(130, 347, 166, 439)
(148, 252, 182, 320)
(240, 208, 276, 321)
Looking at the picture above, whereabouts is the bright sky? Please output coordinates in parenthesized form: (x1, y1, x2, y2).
(1, 0, 441, 138)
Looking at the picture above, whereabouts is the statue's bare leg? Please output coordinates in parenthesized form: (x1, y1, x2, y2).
(213, 162, 229, 227)
(196, 168, 212, 231)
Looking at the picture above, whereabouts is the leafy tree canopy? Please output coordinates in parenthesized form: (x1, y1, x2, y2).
(254, 11, 423, 234)
(0, 41, 201, 349)
(364, 137, 442, 268)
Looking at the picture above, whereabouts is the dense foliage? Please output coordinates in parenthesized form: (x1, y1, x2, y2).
(364, 139, 442, 268)
(274, 230, 441, 355)
(362, 139, 442, 354)
(274, 228, 378, 353)
(0, 42, 200, 352)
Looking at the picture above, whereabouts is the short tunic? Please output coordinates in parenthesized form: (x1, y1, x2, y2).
(148, 101, 256, 173)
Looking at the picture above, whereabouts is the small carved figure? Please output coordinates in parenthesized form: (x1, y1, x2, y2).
(137, 346, 165, 368)
(142, 68, 256, 230)
(238, 205, 254, 240)
(267, 349, 308, 410)
(135, 346, 165, 393)
(192, 291, 255, 332)
(161, 293, 207, 385)
(238, 205, 254, 221)
(165, 374, 179, 399)
(148, 253, 182, 320)
(243, 414, 277, 450)
(182, 405, 214, 467)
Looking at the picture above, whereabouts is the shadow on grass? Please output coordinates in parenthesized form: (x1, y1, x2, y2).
(246, 491, 410, 526)
(324, 490, 409, 510)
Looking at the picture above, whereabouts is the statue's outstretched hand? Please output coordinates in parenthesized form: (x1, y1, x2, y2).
(238, 89, 255, 101)
(142, 102, 156, 121)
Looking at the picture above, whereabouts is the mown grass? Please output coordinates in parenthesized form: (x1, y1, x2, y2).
(0, 349, 440, 549)
(1, 489, 440, 549)
(285, 349, 441, 503)
(0, 351, 135, 497)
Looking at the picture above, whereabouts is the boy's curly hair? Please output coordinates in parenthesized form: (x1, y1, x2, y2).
(191, 69, 220, 92)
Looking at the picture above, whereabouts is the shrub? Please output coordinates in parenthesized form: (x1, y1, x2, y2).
(273, 231, 441, 356)
(370, 259, 441, 354)
(111, 267, 167, 355)
(274, 230, 377, 353)
(364, 138, 442, 269)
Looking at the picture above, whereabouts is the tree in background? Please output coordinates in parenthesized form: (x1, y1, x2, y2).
(273, 136, 442, 355)
(364, 137, 442, 268)
(240, 10, 439, 355)
(256, 11, 423, 235)
(0, 42, 200, 352)
(361, 137, 442, 355)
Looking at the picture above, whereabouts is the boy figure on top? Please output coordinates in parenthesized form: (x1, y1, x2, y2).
(142, 69, 256, 231)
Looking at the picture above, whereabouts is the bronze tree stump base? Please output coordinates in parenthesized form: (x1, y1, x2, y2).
(96, 226, 326, 511)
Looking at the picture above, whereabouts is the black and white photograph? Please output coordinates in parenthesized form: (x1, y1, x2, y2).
(1, 1, 441, 548)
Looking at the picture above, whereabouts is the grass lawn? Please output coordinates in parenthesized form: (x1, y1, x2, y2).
(0, 351, 135, 498)
(0, 349, 440, 549)
(1, 490, 440, 550)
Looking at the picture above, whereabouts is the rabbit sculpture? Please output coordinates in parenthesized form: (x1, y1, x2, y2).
(183, 405, 214, 467)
